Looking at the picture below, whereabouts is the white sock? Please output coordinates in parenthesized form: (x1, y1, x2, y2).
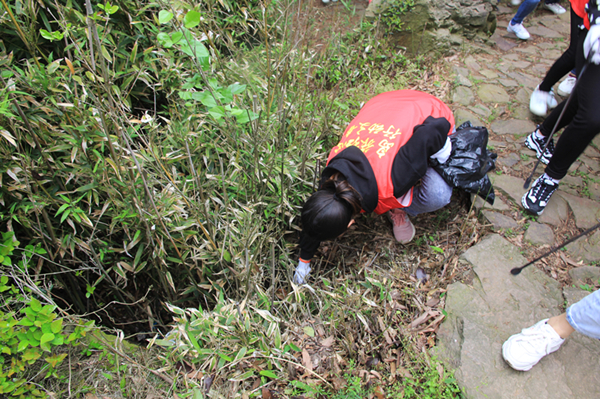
(543, 173, 560, 184)
(534, 130, 546, 140)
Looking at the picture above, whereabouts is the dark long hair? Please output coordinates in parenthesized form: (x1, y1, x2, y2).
(301, 173, 362, 241)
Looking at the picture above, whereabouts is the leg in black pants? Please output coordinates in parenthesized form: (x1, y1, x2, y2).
(539, 8, 583, 92)
(540, 30, 600, 180)
(522, 27, 600, 215)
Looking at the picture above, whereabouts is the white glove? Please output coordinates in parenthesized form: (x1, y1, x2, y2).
(293, 260, 311, 284)
(430, 137, 452, 164)
(584, 24, 600, 65)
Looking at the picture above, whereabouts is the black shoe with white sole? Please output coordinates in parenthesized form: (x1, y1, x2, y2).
(521, 175, 559, 215)
(525, 132, 554, 165)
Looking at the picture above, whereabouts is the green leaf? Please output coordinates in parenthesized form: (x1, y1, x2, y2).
(50, 319, 63, 334)
(222, 249, 231, 262)
(303, 326, 315, 337)
(259, 370, 277, 379)
(227, 83, 246, 95)
(230, 370, 254, 381)
(157, 32, 173, 48)
(171, 31, 183, 45)
(184, 10, 201, 28)
(288, 343, 301, 352)
(158, 10, 173, 24)
(30, 298, 42, 313)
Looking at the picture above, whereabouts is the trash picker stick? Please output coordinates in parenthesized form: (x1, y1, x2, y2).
(523, 61, 590, 189)
(510, 221, 600, 275)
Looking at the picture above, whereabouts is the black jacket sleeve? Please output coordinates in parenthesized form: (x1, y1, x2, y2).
(299, 231, 321, 261)
(391, 116, 451, 198)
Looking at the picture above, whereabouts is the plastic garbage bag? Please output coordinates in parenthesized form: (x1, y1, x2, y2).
(432, 121, 497, 204)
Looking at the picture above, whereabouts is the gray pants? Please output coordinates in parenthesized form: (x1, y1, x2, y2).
(403, 167, 453, 217)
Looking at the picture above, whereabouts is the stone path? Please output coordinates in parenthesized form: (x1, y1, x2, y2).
(436, 4, 600, 398)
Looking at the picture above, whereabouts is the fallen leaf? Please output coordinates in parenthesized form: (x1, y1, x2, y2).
(321, 336, 334, 347)
(302, 349, 313, 372)
(262, 387, 272, 399)
(374, 385, 386, 399)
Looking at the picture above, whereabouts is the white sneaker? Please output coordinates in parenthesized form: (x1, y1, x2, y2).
(544, 3, 566, 14)
(502, 319, 564, 371)
(529, 86, 557, 116)
(322, 0, 330, 3)
(507, 22, 531, 40)
(511, 0, 522, 5)
(557, 75, 576, 96)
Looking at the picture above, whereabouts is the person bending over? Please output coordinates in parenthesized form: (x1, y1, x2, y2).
(294, 90, 455, 284)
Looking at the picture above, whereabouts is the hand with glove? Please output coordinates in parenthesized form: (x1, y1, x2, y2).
(293, 259, 311, 284)
(585, 24, 600, 65)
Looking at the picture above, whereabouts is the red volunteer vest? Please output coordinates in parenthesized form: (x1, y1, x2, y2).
(326, 90, 455, 215)
(571, 0, 592, 29)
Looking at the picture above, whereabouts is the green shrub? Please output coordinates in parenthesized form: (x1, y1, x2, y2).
(0, 232, 94, 398)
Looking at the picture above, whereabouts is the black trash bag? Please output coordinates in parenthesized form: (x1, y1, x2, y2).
(432, 121, 497, 204)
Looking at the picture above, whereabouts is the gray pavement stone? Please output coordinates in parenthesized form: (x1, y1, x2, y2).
(482, 210, 518, 230)
(453, 86, 475, 105)
(454, 109, 484, 127)
(490, 173, 527, 205)
(480, 69, 499, 79)
(468, 104, 492, 118)
(478, 84, 510, 103)
(490, 119, 536, 135)
(558, 192, 600, 229)
(472, 194, 511, 211)
(527, 25, 564, 39)
(524, 222, 555, 246)
(566, 230, 600, 263)
(515, 88, 530, 104)
(511, 60, 531, 69)
(569, 266, 600, 285)
(499, 153, 521, 168)
(538, 191, 569, 226)
(498, 78, 518, 87)
(456, 74, 472, 87)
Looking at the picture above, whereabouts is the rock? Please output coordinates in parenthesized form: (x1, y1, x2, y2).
(569, 266, 600, 285)
(558, 192, 600, 229)
(490, 119, 536, 135)
(498, 78, 518, 87)
(499, 153, 521, 168)
(480, 69, 499, 79)
(434, 235, 600, 399)
(489, 173, 528, 204)
(468, 104, 492, 118)
(482, 210, 518, 230)
(538, 192, 569, 226)
(566, 230, 600, 263)
(524, 222, 555, 246)
(453, 109, 484, 127)
(563, 286, 592, 308)
(472, 194, 511, 211)
(367, 0, 496, 56)
(478, 84, 510, 103)
(452, 86, 475, 106)
(456, 74, 472, 87)
(527, 25, 565, 39)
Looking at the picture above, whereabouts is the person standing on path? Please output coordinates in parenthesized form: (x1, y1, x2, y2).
(502, 289, 600, 371)
(522, 0, 600, 216)
(507, 0, 567, 40)
(294, 90, 455, 284)
(530, 1, 585, 116)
